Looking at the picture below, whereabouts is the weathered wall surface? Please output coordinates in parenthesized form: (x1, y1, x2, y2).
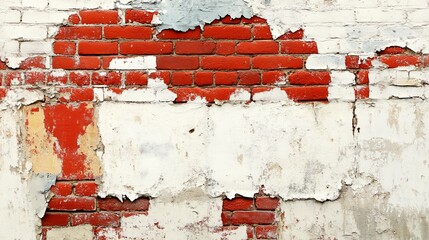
(1, 0, 429, 239)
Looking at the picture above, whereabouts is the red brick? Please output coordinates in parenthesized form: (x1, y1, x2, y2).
(256, 225, 277, 239)
(203, 26, 251, 40)
(345, 55, 359, 69)
(59, 88, 94, 102)
(281, 41, 318, 54)
(41, 213, 69, 227)
(50, 182, 72, 196)
(48, 72, 68, 84)
(215, 72, 238, 85)
(195, 72, 213, 86)
(5, 72, 23, 86)
(48, 197, 96, 211)
(247, 226, 255, 239)
(216, 41, 235, 55)
(236, 41, 279, 54)
(174, 88, 243, 102)
(25, 72, 46, 84)
(55, 27, 102, 40)
(253, 56, 303, 69)
(221, 15, 241, 24)
(262, 71, 285, 85)
(72, 213, 120, 227)
(120, 42, 173, 55)
(255, 197, 279, 210)
(19, 56, 46, 69)
(98, 198, 150, 211)
(125, 10, 156, 24)
(68, 14, 80, 24)
(80, 10, 119, 24)
(70, 71, 91, 86)
(0, 61, 7, 70)
(346, 55, 373, 69)
(78, 42, 118, 55)
(52, 56, 100, 70)
(357, 70, 369, 85)
(157, 28, 201, 39)
(243, 16, 267, 24)
(0, 88, 6, 100)
(378, 46, 406, 55)
(222, 211, 232, 225)
(424, 55, 429, 67)
(253, 25, 273, 40)
(379, 55, 421, 68)
(176, 41, 216, 55)
(157, 56, 199, 70)
(54, 42, 76, 55)
(355, 86, 369, 99)
(104, 26, 153, 39)
(288, 71, 331, 85)
(231, 211, 275, 225)
(125, 71, 148, 85)
(172, 72, 193, 86)
(75, 182, 98, 196)
(278, 29, 304, 40)
(149, 71, 171, 85)
(202, 56, 250, 70)
(223, 197, 254, 211)
(283, 86, 329, 101)
(92, 72, 122, 85)
(239, 71, 260, 85)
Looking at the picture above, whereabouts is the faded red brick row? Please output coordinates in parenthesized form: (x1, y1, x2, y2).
(98, 198, 150, 211)
(54, 42, 76, 55)
(345, 55, 373, 69)
(230, 211, 275, 225)
(79, 10, 119, 24)
(288, 71, 331, 85)
(125, 9, 157, 24)
(253, 86, 328, 101)
(256, 225, 278, 239)
(379, 55, 422, 68)
(253, 56, 303, 69)
(75, 182, 98, 196)
(175, 41, 216, 55)
(255, 197, 279, 210)
(281, 41, 318, 54)
(72, 213, 120, 227)
(92, 72, 122, 85)
(355, 86, 370, 99)
(173, 87, 250, 102)
(48, 197, 96, 211)
(58, 88, 94, 102)
(52, 57, 100, 70)
(41, 213, 70, 227)
(55, 26, 102, 40)
(157, 56, 199, 70)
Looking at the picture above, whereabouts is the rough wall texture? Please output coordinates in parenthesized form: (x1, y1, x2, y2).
(1, 0, 429, 239)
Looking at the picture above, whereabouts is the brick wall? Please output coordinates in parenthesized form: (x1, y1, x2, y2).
(1, 5, 429, 240)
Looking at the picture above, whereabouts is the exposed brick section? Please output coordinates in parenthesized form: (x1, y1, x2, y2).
(78, 42, 118, 55)
(74, 182, 98, 196)
(231, 211, 275, 225)
(255, 197, 279, 210)
(236, 41, 279, 54)
(54, 42, 76, 55)
(176, 41, 216, 55)
(256, 225, 278, 239)
(281, 41, 318, 54)
(203, 26, 251, 40)
(253, 56, 303, 69)
(48, 197, 96, 211)
(41, 213, 70, 227)
(120, 42, 173, 55)
(172, 72, 193, 86)
(125, 10, 156, 24)
(50, 182, 73, 196)
(289, 71, 331, 85)
(379, 55, 422, 68)
(98, 198, 150, 211)
(55, 27, 102, 40)
(72, 213, 120, 227)
(52, 57, 100, 70)
(157, 28, 201, 39)
(80, 10, 119, 24)
(157, 56, 199, 70)
(104, 26, 153, 39)
(223, 197, 254, 211)
(125, 71, 148, 85)
(202, 56, 251, 70)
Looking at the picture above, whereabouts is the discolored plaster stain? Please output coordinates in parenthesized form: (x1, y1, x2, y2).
(78, 121, 103, 178)
(43, 103, 98, 180)
(24, 105, 61, 174)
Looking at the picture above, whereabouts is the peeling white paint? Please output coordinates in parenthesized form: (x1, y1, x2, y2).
(98, 101, 354, 201)
(118, 192, 247, 239)
(108, 56, 157, 70)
